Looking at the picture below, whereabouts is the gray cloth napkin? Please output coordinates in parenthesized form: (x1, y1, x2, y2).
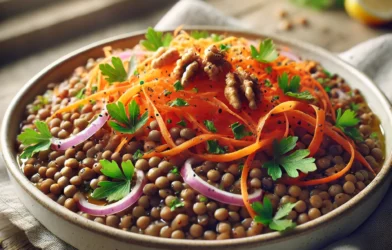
(0, 0, 391, 249)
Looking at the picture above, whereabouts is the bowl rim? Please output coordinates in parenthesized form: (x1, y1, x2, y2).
(1, 26, 392, 248)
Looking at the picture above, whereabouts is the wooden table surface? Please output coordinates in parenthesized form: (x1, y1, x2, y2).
(0, 0, 390, 249)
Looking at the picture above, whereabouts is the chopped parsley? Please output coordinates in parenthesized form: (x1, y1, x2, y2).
(173, 80, 183, 91)
(350, 103, 359, 111)
(190, 30, 209, 39)
(192, 87, 199, 93)
(204, 120, 217, 133)
(170, 166, 180, 176)
(163, 89, 172, 96)
(32, 95, 49, 111)
(250, 39, 278, 63)
(99, 57, 127, 84)
(219, 44, 230, 51)
(133, 149, 144, 160)
(106, 100, 148, 134)
(278, 72, 313, 100)
(211, 34, 223, 42)
(263, 136, 317, 180)
(177, 119, 187, 127)
(370, 132, 378, 139)
(140, 27, 172, 51)
(91, 86, 98, 93)
(252, 197, 297, 231)
(199, 196, 208, 202)
(206, 140, 226, 154)
(264, 79, 272, 88)
(75, 88, 86, 99)
(271, 95, 280, 102)
(230, 122, 252, 139)
(265, 66, 273, 74)
(170, 98, 189, 107)
(91, 160, 134, 202)
(17, 121, 52, 159)
(335, 108, 363, 141)
(323, 69, 332, 77)
(167, 119, 172, 124)
(139, 80, 145, 85)
(324, 86, 331, 93)
(169, 197, 185, 211)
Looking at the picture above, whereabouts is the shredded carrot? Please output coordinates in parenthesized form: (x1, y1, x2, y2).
(115, 135, 133, 153)
(241, 153, 256, 218)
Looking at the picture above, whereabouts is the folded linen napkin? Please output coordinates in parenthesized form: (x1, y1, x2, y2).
(0, 0, 391, 249)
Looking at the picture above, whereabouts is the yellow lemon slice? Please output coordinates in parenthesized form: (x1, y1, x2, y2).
(345, 0, 392, 25)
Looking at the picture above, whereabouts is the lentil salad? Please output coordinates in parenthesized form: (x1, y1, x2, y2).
(16, 28, 385, 240)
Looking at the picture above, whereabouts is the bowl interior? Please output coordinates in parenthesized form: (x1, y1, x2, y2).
(2, 27, 392, 248)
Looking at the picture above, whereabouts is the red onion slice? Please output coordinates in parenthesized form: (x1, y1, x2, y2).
(181, 160, 263, 206)
(280, 50, 301, 62)
(77, 170, 146, 216)
(51, 110, 109, 151)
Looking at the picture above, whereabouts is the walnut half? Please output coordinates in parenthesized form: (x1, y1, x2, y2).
(224, 68, 260, 110)
(173, 48, 201, 87)
(203, 45, 231, 81)
(151, 48, 180, 69)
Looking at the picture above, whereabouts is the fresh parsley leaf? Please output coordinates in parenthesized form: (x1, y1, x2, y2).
(252, 197, 297, 231)
(170, 98, 189, 107)
(211, 33, 223, 42)
(238, 163, 244, 171)
(219, 44, 230, 51)
(177, 119, 187, 127)
(133, 149, 144, 160)
(18, 121, 52, 159)
(250, 39, 278, 63)
(107, 100, 148, 134)
(99, 57, 127, 84)
(76, 88, 86, 99)
(190, 30, 209, 39)
(317, 78, 325, 84)
(91, 160, 135, 202)
(265, 66, 272, 74)
(141, 27, 172, 51)
(163, 89, 172, 96)
(264, 79, 272, 88)
(335, 108, 362, 141)
(167, 119, 172, 124)
(169, 197, 185, 211)
(204, 120, 217, 133)
(170, 166, 179, 176)
(335, 108, 360, 128)
(230, 122, 252, 139)
(192, 87, 199, 93)
(173, 81, 183, 91)
(278, 72, 313, 100)
(32, 96, 49, 111)
(262, 136, 317, 180)
(206, 140, 226, 154)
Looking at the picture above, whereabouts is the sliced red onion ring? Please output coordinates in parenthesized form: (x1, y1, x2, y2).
(280, 50, 301, 62)
(117, 50, 152, 61)
(181, 160, 263, 206)
(51, 110, 109, 151)
(77, 170, 146, 216)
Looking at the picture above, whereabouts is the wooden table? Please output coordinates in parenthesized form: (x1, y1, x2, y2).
(0, 0, 390, 249)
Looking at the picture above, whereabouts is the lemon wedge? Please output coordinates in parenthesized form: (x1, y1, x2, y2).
(345, 0, 392, 25)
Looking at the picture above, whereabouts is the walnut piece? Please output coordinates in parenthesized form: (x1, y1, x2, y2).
(224, 72, 241, 110)
(173, 48, 201, 87)
(151, 48, 180, 69)
(203, 45, 231, 81)
(224, 68, 260, 110)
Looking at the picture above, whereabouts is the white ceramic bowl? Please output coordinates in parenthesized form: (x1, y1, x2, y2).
(1, 28, 392, 250)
